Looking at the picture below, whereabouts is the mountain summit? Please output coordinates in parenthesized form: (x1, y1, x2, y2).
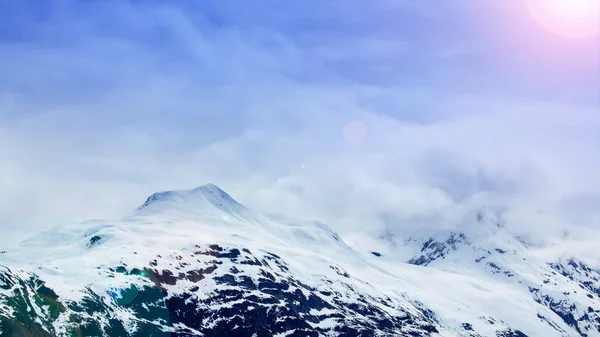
(1, 185, 599, 336)
(138, 184, 247, 218)
(138, 183, 246, 214)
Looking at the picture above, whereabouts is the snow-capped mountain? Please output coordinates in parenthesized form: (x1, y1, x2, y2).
(0, 184, 599, 336)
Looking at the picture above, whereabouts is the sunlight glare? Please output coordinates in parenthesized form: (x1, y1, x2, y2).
(527, 0, 600, 38)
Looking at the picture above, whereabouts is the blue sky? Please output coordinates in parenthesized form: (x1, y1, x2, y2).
(0, 0, 599, 257)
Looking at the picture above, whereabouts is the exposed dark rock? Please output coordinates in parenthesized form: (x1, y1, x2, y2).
(0, 244, 441, 336)
(409, 233, 469, 266)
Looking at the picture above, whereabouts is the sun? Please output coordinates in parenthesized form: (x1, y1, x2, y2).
(527, 0, 600, 38)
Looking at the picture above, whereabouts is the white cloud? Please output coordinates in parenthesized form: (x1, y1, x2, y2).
(0, 0, 598, 266)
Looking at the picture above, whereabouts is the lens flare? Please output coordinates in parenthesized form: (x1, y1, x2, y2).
(527, 0, 600, 38)
(343, 120, 368, 144)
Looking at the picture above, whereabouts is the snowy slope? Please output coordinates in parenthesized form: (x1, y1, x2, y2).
(0, 184, 599, 336)
(353, 211, 600, 336)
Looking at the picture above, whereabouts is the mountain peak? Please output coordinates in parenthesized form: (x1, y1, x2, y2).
(192, 183, 228, 195)
(137, 183, 246, 214)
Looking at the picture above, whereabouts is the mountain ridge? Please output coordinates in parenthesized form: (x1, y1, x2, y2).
(1, 184, 599, 336)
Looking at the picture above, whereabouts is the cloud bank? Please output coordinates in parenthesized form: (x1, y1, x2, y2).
(0, 0, 599, 263)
